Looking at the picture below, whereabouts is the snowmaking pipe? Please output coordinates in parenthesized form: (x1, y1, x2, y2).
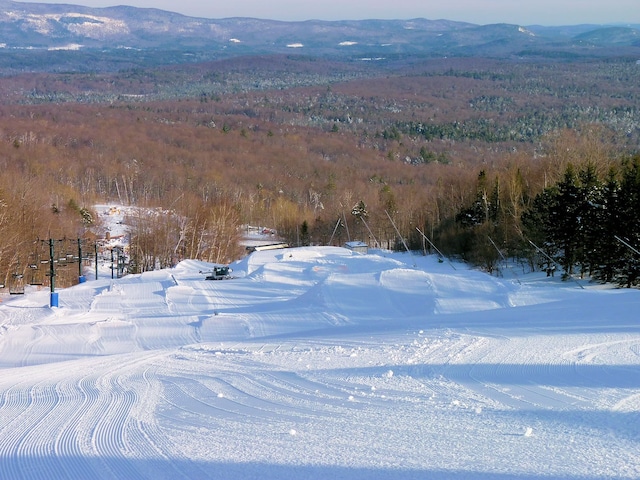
(527, 239, 584, 289)
(415, 227, 456, 270)
(615, 235, 640, 256)
(385, 210, 415, 267)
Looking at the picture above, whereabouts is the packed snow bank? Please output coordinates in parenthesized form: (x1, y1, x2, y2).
(0, 246, 639, 479)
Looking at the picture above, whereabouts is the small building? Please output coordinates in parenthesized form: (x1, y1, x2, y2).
(344, 241, 368, 254)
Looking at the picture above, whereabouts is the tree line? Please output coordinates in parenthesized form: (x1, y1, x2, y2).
(433, 130, 640, 286)
(521, 157, 640, 287)
(1, 56, 640, 288)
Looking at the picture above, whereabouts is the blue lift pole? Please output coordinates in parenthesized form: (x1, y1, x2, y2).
(49, 238, 58, 307)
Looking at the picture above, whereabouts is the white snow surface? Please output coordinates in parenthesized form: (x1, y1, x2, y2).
(0, 246, 639, 479)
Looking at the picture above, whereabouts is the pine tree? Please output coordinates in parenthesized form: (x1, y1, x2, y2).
(549, 164, 581, 277)
(300, 220, 310, 246)
(351, 200, 368, 220)
(592, 167, 623, 283)
(456, 170, 491, 228)
(521, 184, 559, 272)
(575, 162, 603, 277)
(351, 200, 369, 243)
(616, 156, 640, 287)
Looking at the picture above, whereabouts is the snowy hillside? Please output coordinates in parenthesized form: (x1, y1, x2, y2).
(0, 246, 639, 479)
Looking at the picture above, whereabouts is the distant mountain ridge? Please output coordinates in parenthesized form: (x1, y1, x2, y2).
(0, 0, 638, 71)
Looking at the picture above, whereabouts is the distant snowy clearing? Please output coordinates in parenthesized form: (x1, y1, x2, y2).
(0, 247, 639, 479)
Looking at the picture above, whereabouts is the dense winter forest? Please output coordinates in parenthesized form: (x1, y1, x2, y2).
(1, 55, 640, 288)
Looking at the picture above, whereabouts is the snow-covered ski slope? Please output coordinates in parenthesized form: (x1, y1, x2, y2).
(0, 246, 639, 479)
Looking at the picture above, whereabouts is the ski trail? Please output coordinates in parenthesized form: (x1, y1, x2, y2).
(0, 379, 62, 479)
(0, 351, 191, 480)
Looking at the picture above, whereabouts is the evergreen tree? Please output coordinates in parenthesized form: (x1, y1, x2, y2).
(616, 156, 640, 287)
(454, 171, 503, 270)
(549, 164, 581, 277)
(592, 167, 623, 283)
(575, 162, 603, 277)
(351, 200, 368, 242)
(456, 170, 491, 228)
(521, 184, 560, 272)
(351, 200, 368, 220)
(300, 220, 310, 246)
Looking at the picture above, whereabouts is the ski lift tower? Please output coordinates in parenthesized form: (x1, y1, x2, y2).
(49, 238, 58, 307)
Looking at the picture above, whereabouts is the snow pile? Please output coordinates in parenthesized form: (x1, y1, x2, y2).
(0, 246, 639, 479)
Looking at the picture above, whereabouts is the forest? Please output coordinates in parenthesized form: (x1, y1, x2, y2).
(1, 54, 640, 289)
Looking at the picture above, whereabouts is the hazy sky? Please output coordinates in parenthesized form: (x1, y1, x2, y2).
(17, 0, 639, 25)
